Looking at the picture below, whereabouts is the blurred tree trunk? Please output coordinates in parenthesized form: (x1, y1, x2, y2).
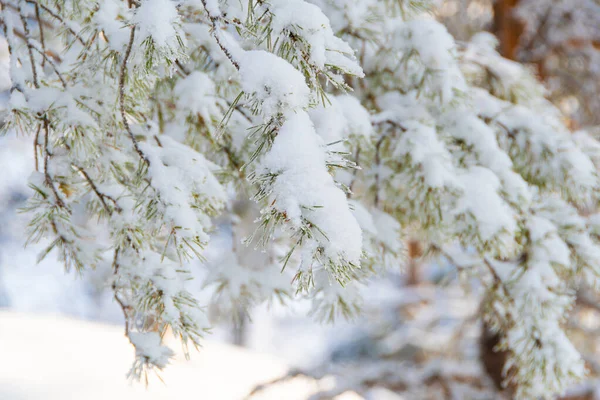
(480, 323, 509, 395)
(492, 0, 524, 60)
(232, 308, 247, 347)
(406, 239, 423, 286)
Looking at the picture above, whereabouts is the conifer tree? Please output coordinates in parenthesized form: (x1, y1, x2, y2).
(1, 0, 599, 397)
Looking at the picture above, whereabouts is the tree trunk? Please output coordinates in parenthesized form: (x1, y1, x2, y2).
(406, 239, 423, 286)
(492, 0, 524, 60)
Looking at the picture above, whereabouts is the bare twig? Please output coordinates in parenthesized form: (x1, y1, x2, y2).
(112, 248, 131, 335)
(200, 0, 240, 70)
(33, 124, 41, 171)
(374, 133, 389, 207)
(42, 119, 67, 208)
(31, 3, 47, 67)
(29, 43, 67, 88)
(26, 0, 86, 46)
(349, 145, 360, 195)
(119, 26, 148, 162)
(75, 165, 122, 214)
(19, 2, 39, 88)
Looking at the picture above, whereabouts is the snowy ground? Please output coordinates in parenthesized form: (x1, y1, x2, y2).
(0, 311, 364, 400)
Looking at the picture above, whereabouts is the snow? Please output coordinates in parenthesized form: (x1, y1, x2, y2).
(257, 111, 363, 267)
(393, 19, 465, 101)
(0, 311, 338, 400)
(268, 0, 363, 77)
(2, 1, 600, 398)
(484, 210, 587, 398)
(349, 201, 377, 237)
(129, 331, 174, 369)
(336, 95, 373, 138)
(393, 120, 459, 189)
(371, 210, 403, 255)
(456, 167, 517, 242)
(94, 0, 131, 51)
(527, 216, 571, 267)
(203, 0, 221, 16)
(309, 96, 348, 146)
(465, 32, 537, 97)
(134, 0, 184, 50)
(140, 134, 226, 241)
(239, 50, 311, 118)
(174, 71, 223, 122)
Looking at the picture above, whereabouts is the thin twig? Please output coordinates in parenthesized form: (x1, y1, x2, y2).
(33, 124, 41, 171)
(175, 59, 190, 75)
(75, 165, 122, 214)
(23, 0, 85, 46)
(42, 118, 67, 208)
(349, 145, 361, 195)
(33, 2, 46, 66)
(112, 248, 131, 335)
(19, 2, 39, 88)
(374, 133, 389, 207)
(435, 244, 515, 306)
(200, 0, 240, 70)
(373, 119, 408, 132)
(119, 26, 148, 162)
(29, 43, 67, 88)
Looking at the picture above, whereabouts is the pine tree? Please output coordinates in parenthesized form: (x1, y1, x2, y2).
(514, 0, 600, 128)
(1, 0, 599, 397)
(440, 0, 600, 128)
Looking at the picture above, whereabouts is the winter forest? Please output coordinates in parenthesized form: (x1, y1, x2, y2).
(0, 0, 600, 399)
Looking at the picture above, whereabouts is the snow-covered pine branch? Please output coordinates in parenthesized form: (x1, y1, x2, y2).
(0, 0, 365, 378)
(310, 1, 600, 398)
(1, 0, 600, 397)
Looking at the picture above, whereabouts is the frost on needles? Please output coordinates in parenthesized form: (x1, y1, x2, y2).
(2, 0, 600, 398)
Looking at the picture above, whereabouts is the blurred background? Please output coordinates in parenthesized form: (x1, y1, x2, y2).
(1, 1, 600, 399)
